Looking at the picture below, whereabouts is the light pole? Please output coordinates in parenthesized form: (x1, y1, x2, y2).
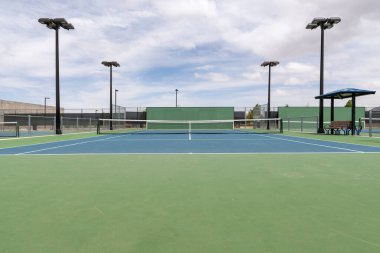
(261, 61, 279, 130)
(175, 89, 178, 107)
(306, 17, 341, 133)
(101, 61, 120, 130)
(38, 18, 74, 135)
(115, 89, 119, 118)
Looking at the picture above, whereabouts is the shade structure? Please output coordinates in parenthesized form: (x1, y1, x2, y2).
(315, 88, 375, 99)
(315, 88, 376, 135)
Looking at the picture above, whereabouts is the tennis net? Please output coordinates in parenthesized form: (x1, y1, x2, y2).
(97, 118, 283, 135)
(0, 122, 20, 137)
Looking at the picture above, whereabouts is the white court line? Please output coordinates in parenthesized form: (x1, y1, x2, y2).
(5, 151, 380, 156)
(283, 134, 380, 148)
(100, 138, 279, 141)
(0, 130, 96, 141)
(263, 135, 364, 153)
(189, 132, 192, 140)
(0, 134, 102, 150)
(15, 135, 124, 155)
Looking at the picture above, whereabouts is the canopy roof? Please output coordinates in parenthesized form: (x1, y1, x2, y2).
(315, 88, 376, 99)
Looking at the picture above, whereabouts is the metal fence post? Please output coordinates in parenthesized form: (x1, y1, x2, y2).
(316, 116, 319, 133)
(369, 110, 373, 137)
(287, 118, 290, 131)
(28, 115, 31, 136)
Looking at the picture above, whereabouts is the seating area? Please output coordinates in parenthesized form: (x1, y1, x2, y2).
(324, 121, 353, 135)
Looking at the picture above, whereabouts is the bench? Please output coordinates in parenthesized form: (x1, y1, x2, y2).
(324, 121, 353, 135)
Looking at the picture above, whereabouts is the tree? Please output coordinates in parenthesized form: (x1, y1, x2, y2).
(345, 99, 352, 107)
(247, 104, 262, 119)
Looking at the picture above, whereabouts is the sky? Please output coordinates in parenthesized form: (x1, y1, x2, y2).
(0, 0, 379, 110)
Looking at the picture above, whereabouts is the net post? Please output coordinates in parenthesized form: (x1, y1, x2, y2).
(16, 122, 20, 137)
(280, 118, 283, 134)
(96, 120, 100, 134)
(301, 117, 304, 132)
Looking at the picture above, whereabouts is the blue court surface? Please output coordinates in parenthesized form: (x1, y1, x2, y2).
(1, 133, 380, 155)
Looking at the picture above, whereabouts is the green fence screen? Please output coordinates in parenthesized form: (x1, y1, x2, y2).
(278, 107, 365, 122)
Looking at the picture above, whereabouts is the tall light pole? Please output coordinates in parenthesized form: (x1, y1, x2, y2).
(175, 89, 178, 107)
(306, 17, 341, 133)
(261, 61, 279, 130)
(101, 61, 120, 130)
(38, 18, 74, 135)
(115, 89, 119, 118)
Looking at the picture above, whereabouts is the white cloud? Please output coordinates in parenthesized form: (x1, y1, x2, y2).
(194, 72, 230, 82)
(0, 0, 379, 109)
(194, 65, 214, 70)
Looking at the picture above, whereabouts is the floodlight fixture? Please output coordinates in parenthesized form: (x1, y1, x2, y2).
(38, 17, 74, 134)
(38, 18, 74, 31)
(54, 18, 68, 24)
(306, 23, 318, 30)
(324, 23, 334, 29)
(329, 17, 341, 24)
(38, 18, 51, 24)
(102, 61, 120, 67)
(102, 61, 120, 130)
(261, 61, 279, 130)
(306, 16, 341, 133)
(311, 17, 326, 25)
(261, 61, 279, 67)
(308, 17, 341, 30)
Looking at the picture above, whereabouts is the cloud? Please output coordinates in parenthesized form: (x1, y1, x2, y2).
(194, 65, 214, 70)
(0, 0, 379, 109)
(194, 72, 231, 82)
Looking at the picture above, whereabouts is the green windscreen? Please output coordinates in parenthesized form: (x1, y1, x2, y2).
(278, 107, 365, 122)
(146, 107, 234, 130)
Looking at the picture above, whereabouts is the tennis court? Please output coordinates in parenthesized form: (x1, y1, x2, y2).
(1, 131, 380, 155)
(2, 130, 380, 253)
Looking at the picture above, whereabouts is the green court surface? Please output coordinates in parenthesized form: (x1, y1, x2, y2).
(0, 132, 98, 149)
(284, 132, 380, 147)
(1, 153, 380, 252)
